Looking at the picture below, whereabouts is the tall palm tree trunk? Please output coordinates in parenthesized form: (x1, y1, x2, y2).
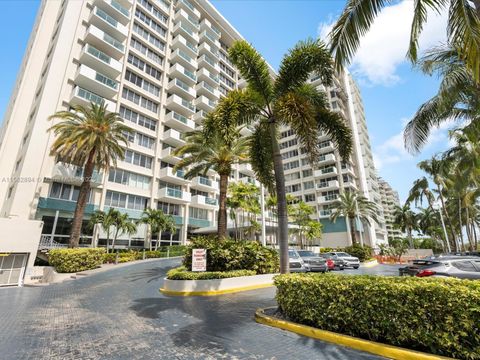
(270, 122, 289, 274)
(408, 228, 414, 249)
(70, 150, 95, 248)
(437, 185, 457, 252)
(112, 227, 119, 253)
(349, 216, 357, 245)
(458, 199, 465, 251)
(218, 174, 228, 239)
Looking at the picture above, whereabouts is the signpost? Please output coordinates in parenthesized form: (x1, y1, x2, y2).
(191, 249, 207, 272)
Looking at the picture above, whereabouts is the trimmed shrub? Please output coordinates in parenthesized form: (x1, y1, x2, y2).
(49, 248, 105, 273)
(183, 236, 279, 274)
(275, 273, 480, 359)
(167, 266, 255, 280)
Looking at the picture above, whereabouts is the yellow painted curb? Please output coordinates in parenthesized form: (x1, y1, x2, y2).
(255, 308, 452, 360)
(362, 259, 378, 268)
(159, 283, 274, 296)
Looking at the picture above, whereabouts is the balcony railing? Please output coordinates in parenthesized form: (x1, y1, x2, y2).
(85, 44, 112, 64)
(205, 197, 217, 205)
(95, 72, 118, 89)
(199, 176, 212, 186)
(166, 188, 183, 198)
(110, 0, 130, 17)
(103, 32, 124, 52)
(172, 112, 189, 124)
(76, 87, 105, 105)
(95, 7, 119, 28)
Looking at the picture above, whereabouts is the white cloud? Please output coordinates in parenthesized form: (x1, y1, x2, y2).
(318, 0, 448, 86)
(373, 117, 456, 169)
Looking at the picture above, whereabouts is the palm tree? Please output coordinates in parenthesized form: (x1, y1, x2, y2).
(290, 201, 317, 249)
(173, 122, 249, 239)
(404, 45, 480, 152)
(329, 1, 480, 83)
(228, 39, 353, 273)
(89, 208, 118, 251)
(329, 191, 379, 245)
(111, 212, 137, 252)
(48, 103, 131, 247)
(138, 208, 162, 251)
(227, 182, 261, 240)
(162, 215, 177, 246)
(406, 177, 435, 209)
(393, 204, 419, 249)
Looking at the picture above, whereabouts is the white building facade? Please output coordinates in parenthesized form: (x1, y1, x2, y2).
(0, 0, 390, 249)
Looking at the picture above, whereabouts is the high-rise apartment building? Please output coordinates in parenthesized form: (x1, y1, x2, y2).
(0, 0, 254, 247)
(0, 0, 391, 249)
(279, 70, 388, 248)
(378, 178, 402, 241)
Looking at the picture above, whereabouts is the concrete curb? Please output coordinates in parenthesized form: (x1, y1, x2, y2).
(255, 307, 452, 360)
(160, 273, 276, 296)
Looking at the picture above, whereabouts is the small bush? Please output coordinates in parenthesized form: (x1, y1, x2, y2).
(183, 236, 279, 274)
(167, 266, 255, 280)
(275, 273, 480, 359)
(49, 248, 105, 273)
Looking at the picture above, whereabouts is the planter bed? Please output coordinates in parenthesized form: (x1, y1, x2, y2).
(161, 269, 276, 296)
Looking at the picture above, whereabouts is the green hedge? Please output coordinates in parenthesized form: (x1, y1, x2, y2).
(48, 248, 105, 273)
(275, 273, 480, 359)
(167, 266, 255, 280)
(102, 247, 187, 263)
(183, 236, 279, 274)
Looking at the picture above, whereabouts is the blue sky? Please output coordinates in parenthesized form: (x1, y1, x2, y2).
(0, 0, 453, 203)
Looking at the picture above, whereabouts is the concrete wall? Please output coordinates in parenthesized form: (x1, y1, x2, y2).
(0, 218, 43, 282)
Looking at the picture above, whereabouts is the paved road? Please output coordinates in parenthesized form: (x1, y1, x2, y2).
(0, 259, 386, 360)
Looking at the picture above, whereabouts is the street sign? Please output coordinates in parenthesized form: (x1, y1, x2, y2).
(192, 249, 207, 272)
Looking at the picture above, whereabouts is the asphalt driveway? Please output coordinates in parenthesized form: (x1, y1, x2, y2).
(0, 259, 385, 360)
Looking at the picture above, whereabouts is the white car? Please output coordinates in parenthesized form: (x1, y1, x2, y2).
(327, 252, 360, 269)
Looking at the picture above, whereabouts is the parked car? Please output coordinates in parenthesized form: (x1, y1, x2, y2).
(327, 252, 360, 269)
(296, 250, 328, 272)
(318, 253, 345, 271)
(399, 256, 480, 279)
(287, 250, 308, 273)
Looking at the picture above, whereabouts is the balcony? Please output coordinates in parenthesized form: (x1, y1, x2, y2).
(319, 153, 336, 164)
(174, 8, 199, 30)
(319, 142, 334, 153)
(318, 195, 339, 204)
(199, 18, 221, 38)
(196, 68, 219, 87)
(199, 30, 221, 48)
(316, 180, 340, 191)
(166, 94, 196, 117)
(194, 96, 216, 112)
(70, 86, 116, 112)
(84, 25, 125, 60)
(164, 111, 195, 132)
(198, 42, 219, 59)
(167, 78, 196, 100)
(188, 218, 212, 228)
(176, 0, 201, 20)
(158, 187, 191, 204)
(89, 6, 128, 39)
(239, 177, 256, 185)
(193, 110, 208, 123)
(195, 81, 220, 99)
(94, 0, 131, 23)
(37, 197, 97, 214)
(198, 54, 220, 74)
(191, 194, 218, 209)
(79, 44, 123, 78)
(172, 22, 199, 44)
(344, 180, 358, 190)
(74, 64, 118, 98)
(51, 163, 103, 187)
(169, 63, 197, 86)
(171, 35, 198, 59)
(341, 166, 356, 177)
(171, 48, 197, 71)
(313, 167, 338, 178)
(191, 176, 218, 192)
(238, 163, 254, 176)
(160, 147, 181, 164)
(318, 209, 332, 218)
(163, 128, 186, 147)
(158, 167, 189, 185)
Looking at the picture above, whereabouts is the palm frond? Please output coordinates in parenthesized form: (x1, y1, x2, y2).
(275, 38, 334, 96)
(249, 122, 275, 193)
(228, 40, 274, 107)
(329, 0, 391, 70)
(316, 107, 353, 161)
